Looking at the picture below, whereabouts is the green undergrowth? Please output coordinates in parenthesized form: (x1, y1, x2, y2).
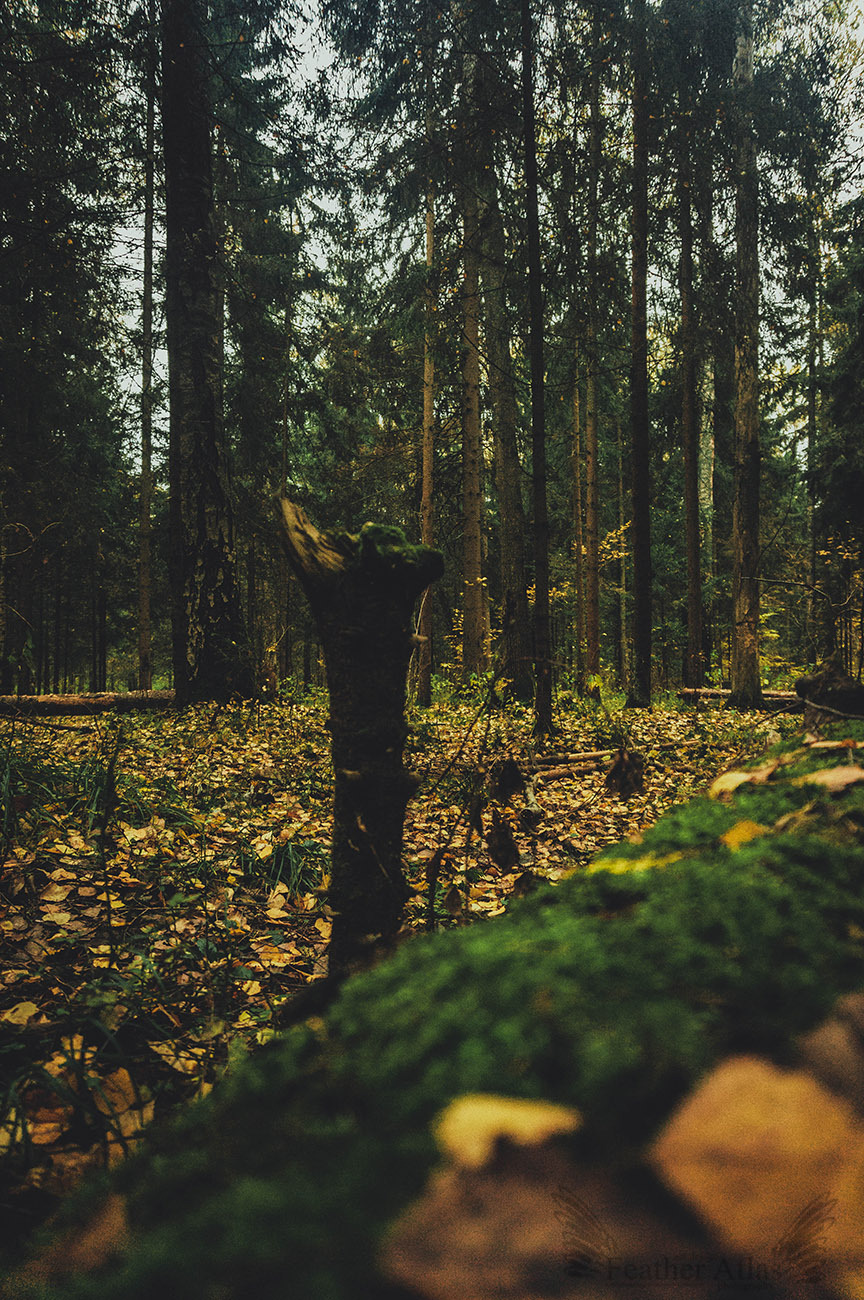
(13, 723, 864, 1300)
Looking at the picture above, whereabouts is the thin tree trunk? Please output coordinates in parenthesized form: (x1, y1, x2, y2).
(139, 1, 155, 692)
(628, 0, 652, 707)
(729, 0, 762, 708)
(417, 170, 436, 705)
(805, 201, 820, 665)
(584, 10, 602, 682)
(161, 0, 253, 705)
(521, 0, 552, 734)
(617, 416, 629, 687)
(572, 377, 586, 694)
(460, 125, 486, 680)
(679, 118, 703, 687)
(479, 183, 533, 701)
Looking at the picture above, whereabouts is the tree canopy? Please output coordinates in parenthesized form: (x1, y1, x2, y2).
(0, 0, 862, 707)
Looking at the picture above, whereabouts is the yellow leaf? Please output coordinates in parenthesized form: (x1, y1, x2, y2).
(147, 1042, 205, 1075)
(93, 1068, 137, 1117)
(94, 892, 125, 909)
(1, 1001, 40, 1026)
(314, 918, 332, 939)
(719, 820, 768, 850)
(585, 850, 683, 876)
(42, 911, 73, 926)
(651, 1056, 863, 1253)
(434, 1094, 582, 1169)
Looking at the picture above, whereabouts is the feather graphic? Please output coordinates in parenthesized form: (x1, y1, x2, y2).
(553, 1186, 618, 1279)
(770, 1194, 837, 1285)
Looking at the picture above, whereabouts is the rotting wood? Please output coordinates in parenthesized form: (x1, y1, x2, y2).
(678, 688, 800, 706)
(0, 691, 175, 717)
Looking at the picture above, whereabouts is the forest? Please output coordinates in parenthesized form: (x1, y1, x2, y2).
(1, 0, 862, 710)
(2, 0, 864, 1296)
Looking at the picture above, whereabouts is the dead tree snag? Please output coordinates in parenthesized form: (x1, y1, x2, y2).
(276, 499, 444, 976)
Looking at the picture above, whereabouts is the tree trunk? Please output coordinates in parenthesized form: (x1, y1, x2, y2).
(521, 0, 552, 735)
(729, 0, 762, 709)
(679, 117, 703, 688)
(584, 10, 603, 682)
(161, 0, 254, 705)
(416, 167, 436, 706)
(460, 162, 486, 680)
(628, 0, 652, 707)
(479, 184, 533, 701)
(805, 201, 820, 666)
(572, 377, 586, 694)
(276, 500, 443, 977)
(138, 2, 156, 692)
(616, 416, 629, 687)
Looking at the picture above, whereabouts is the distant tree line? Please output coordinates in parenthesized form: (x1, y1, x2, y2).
(1, 0, 862, 718)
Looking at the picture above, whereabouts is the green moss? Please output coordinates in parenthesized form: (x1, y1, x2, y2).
(26, 734, 864, 1300)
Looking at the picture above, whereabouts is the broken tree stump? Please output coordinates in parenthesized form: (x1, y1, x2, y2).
(276, 499, 443, 977)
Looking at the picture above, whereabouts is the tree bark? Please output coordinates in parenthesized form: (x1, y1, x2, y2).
(729, 0, 762, 709)
(138, 1, 156, 692)
(453, 42, 485, 682)
(616, 416, 629, 687)
(628, 0, 652, 707)
(276, 499, 443, 977)
(571, 378, 586, 694)
(460, 153, 486, 681)
(521, 0, 552, 735)
(416, 164, 436, 706)
(584, 11, 603, 682)
(479, 183, 533, 702)
(161, 0, 254, 705)
(679, 116, 703, 688)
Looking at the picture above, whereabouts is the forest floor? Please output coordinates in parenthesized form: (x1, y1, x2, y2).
(0, 689, 798, 1256)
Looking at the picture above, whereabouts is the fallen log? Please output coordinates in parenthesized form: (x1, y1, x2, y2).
(678, 687, 800, 706)
(0, 690, 176, 716)
(535, 764, 601, 782)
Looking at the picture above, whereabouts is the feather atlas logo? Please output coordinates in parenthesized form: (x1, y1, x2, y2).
(553, 1186, 837, 1289)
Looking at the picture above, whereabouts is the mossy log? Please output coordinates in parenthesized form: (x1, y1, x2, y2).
(10, 723, 864, 1299)
(276, 499, 444, 976)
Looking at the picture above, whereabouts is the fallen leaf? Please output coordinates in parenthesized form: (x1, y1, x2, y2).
(719, 820, 768, 850)
(650, 1055, 864, 1250)
(147, 1041, 205, 1075)
(92, 1068, 137, 1118)
(585, 851, 683, 876)
(434, 1094, 582, 1170)
(41, 883, 73, 904)
(1, 1000, 41, 1026)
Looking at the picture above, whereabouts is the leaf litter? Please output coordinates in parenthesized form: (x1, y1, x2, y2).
(0, 694, 792, 1246)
